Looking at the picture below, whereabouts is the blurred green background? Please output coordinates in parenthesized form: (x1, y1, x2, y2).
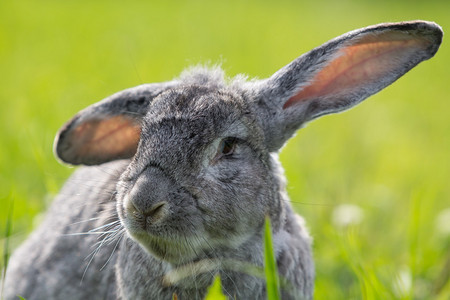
(1, 0, 449, 299)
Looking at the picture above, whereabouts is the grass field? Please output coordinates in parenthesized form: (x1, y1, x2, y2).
(1, 0, 449, 299)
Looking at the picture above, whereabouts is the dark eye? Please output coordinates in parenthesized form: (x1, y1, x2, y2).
(218, 137, 237, 156)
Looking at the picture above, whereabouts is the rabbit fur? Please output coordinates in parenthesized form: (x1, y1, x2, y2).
(4, 21, 442, 300)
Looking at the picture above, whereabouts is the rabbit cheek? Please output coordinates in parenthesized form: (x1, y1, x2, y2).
(200, 160, 268, 244)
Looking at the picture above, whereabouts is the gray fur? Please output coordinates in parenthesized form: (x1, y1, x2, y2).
(4, 21, 442, 299)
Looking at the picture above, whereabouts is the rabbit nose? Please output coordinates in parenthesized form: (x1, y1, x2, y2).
(127, 166, 172, 223)
(128, 201, 168, 223)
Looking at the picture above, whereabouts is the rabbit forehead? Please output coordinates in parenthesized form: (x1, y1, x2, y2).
(149, 85, 246, 116)
(142, 85, 251, 137)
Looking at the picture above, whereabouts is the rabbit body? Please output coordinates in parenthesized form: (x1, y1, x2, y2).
(5, 142, 314, 300)
(4, 162, 124, 299)
(5, 72, 315, 300)
(4, 21, 442, 300)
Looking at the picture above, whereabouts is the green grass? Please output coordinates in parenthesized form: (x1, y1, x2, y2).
(264, 217, 282, 300)
(1, 0, 450, 299)
(204, 276, 227, 300)
(1, 199, 13, 299)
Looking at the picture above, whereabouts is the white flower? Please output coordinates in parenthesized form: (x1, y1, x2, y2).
(393, 267, 412, 297)
(435, 208, 450, 236)
(331, 204, 364, 228)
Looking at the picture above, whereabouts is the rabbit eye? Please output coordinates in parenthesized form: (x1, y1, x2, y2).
(218, 137, 237, 156)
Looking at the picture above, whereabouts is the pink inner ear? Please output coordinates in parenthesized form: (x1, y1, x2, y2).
(70, 115, 141, 161)
(283, 31, 431, 109)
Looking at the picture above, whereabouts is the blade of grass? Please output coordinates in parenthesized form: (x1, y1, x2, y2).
(408, 190, 422, 300)
(264, 216, 281, 300)
(204, 276, 227, 300)
(1, 196, 14, 299)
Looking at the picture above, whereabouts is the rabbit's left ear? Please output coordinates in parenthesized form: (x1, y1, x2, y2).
(54, 82, 177, 165)
(254, 21, 443, 151)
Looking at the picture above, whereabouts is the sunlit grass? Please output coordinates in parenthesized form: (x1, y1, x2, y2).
(1, 0, 449, 299)
(204, 276, 227, 300)
(264, 217, 282, 300)
(0, 199, 13, 300)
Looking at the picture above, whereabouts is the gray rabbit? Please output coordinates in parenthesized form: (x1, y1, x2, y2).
(4, 21, 442, 300)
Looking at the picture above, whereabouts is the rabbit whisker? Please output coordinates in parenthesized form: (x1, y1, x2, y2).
(88, 220, 121, 232)
(68, 217, 101, 226)
(80, 224, 123, 284)
(100, 230, 125, 271)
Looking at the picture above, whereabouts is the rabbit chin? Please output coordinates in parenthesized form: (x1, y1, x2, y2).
(127, 229, 205, 264)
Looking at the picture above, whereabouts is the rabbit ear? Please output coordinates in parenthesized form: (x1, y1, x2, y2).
(255, 21, 442, 151)
(54, 82, 177, 165)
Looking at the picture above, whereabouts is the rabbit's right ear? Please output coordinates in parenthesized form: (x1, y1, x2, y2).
(54, 82, 177, 165)
(252, 21, 443, 151)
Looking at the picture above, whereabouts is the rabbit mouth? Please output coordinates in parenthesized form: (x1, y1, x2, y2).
(119, 201, 207, 263)
(129, 229, 205, 264)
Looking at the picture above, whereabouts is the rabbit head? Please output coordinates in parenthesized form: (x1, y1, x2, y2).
(54, 21, 442, 268)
